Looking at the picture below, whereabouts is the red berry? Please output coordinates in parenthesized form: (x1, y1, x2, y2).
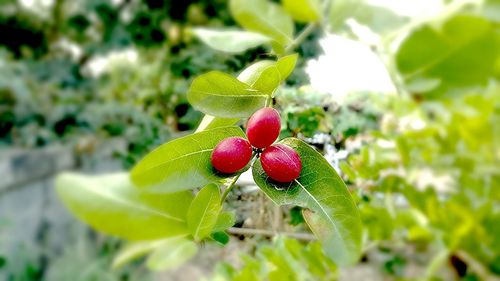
(246, 107, 281, 149)
(211, 137, 252, 174)
(260, 144, 302, 183)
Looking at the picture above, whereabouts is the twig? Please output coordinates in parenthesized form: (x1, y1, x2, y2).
(227, 227, 315, 241)
(285, 23, 318, 53)
(221, 173, 242, 203)
(456, 251, 497, 281)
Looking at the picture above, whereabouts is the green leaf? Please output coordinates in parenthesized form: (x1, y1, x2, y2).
(195, 115, 240, 133)
(252, 138, 362, 265)
(396, 14, 500, 98)
(112, 239, 170, 269)
(282, 0, 322, 23)
(146, 238, 198, 271)
(329, 0, 408, 34)
(211, 231, 230, 245)
(275, 54, 298, 82)
(187, 184, 222, 241)
(251, 65, 281, 94)
(238, 60, 275, 84)
(131, 126, 246, 192)
(289, 206, 305, 226)
(56, 173, 193, 240)
(230, 0, 294, 47)
(187, 71, 268, 118)
(237, 54, 298, 93)
(213, 211, 236, 232)
(192, 28, 271, 53)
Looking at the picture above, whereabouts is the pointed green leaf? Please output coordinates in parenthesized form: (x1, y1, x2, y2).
(238, 54, 298, 85)
(131, 126, 246, 192)
(112, 239, 171, 269)
(252, 138, 362, 265)
(251, 65, 281, 94)
(192, 28, 271, 53)
(187, 184, 222, 241)
(230, 0, 294, 47)
(146, 238, 198, 271)
(195, 115, 240, 133)
(283, 0, 322, 23)
(275, 54, 298, 81)
(238, 60, 276, 84)
(213, 211, 236, 232)
(56, 173, 193, 240)
(187, 71, 268, 118)
(237, 54, 298, 95)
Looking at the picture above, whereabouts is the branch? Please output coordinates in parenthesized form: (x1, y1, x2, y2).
(285, 23, 318, 53)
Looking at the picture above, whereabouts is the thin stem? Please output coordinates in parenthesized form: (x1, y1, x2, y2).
(220, 154, 259, 203)
(265, 95, 272, 107)
(221, 173, 242, 203)
(285, 22, 318, 53)
(284, 0, 331, 54)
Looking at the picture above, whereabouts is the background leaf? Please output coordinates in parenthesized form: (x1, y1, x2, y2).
(252, 138, 362, 265)
(192, 28, 271, 53)
(187, 184, 222, 241)
(187, 71, 268, 118)
(146, 238, 198, 271)
(131, 126, 246, 192)
(328, 0, 408, 34)
(230, 0, 294, 47)
(282, 0, 322, 23)
(112, 239, 171, 269)
(56, 173, 193, 240)
(396, 14, 500, 98)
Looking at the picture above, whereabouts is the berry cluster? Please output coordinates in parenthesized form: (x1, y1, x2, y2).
(211, 108, 302, 183)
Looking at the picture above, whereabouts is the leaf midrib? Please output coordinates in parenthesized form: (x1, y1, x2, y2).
(193, 191, 216, 239)
(134, 149, 213, 175)
(405, 28, 492, 80)
(191, 89, 268, 98)
(294, 179, 348, 250)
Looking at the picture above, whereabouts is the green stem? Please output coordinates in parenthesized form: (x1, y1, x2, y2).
(221, 154, 259, 203)
(423, 249, 449, 281)
(384, 191, 396, 218)
(221, 173, 242, 203)
(265, 95, 273, 107)
(285, 22, 318, 53)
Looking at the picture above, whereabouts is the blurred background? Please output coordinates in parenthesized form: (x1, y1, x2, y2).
(0, 0, 499, 280)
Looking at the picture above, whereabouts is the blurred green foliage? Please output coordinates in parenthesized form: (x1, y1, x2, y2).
(0, 0, 284, 167)
(2, 0, 500, 280)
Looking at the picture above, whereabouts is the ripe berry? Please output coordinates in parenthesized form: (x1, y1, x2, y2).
(246, 107, 281, 149)
(211, 137, 252, 174)
(260, 144, 302, 183)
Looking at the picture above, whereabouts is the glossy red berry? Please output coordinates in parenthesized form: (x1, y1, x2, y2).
(246, 107, 281, 149)
(211, 137, 252, 174)
(260, 144, 302, 183)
